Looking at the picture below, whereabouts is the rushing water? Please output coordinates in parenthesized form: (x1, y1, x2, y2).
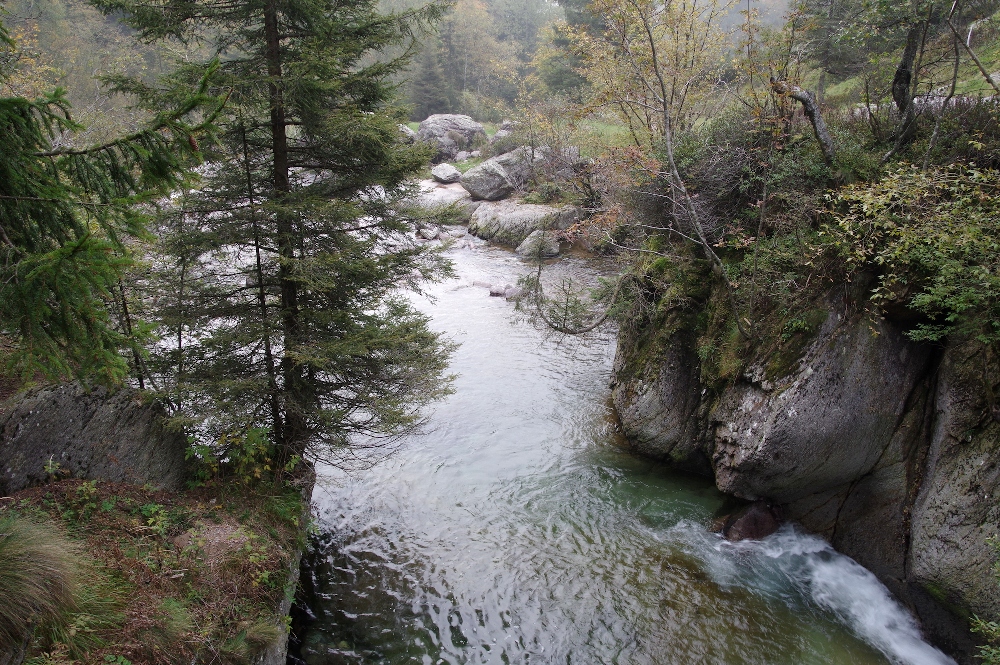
(297, 241, 955, 665)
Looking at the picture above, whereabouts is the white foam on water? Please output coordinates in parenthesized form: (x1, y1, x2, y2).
(663, 522, 956, 665)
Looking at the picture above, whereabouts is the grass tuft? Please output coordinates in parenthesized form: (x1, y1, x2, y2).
(0, 513, 80, 650)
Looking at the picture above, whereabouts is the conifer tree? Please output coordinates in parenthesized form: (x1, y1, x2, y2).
(94, 0, 454, 466)
(0, 22, 217, 383)
(410, 42, 452, 119)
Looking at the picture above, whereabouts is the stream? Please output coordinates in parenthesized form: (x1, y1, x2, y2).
(295, 240, 955, 665)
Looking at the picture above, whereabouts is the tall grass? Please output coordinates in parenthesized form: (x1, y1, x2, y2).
(0, 514, 81, 650)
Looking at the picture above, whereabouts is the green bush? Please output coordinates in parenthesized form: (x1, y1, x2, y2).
(821, 163, 1000, 343)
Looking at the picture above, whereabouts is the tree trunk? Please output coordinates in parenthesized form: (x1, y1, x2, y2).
(264, 0, 309, 461)
(892, 23, 923, 115)
(770, 80, 837, 166)
(240, 121, 285, 452)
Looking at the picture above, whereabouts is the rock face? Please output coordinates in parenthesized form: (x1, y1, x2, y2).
(468, 200, 579, 246)
(416, 114, 486, 162)
(430, 163, 461, 184)
(0, 383, 188, 494)
(612, 303, 999, 662)
(515, 229, 560, 258)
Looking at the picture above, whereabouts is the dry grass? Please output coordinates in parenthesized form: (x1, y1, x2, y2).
(0, 514, 81, 649)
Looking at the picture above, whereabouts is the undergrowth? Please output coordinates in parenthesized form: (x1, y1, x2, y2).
(0, 477, 305, 665)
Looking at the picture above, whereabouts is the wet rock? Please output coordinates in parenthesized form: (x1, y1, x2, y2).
(468, 200, 579, 246)
(721, 502, 781, 541)
(407, 180, 482, 223)
(417, 114, 486, 162)
(431, 163, 461, 184)
(515, 229, 560, 258)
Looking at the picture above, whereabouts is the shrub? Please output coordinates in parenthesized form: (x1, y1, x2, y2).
(821, 163, 1000, 343)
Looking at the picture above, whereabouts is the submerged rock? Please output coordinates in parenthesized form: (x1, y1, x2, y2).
(721, 502, 782, 541)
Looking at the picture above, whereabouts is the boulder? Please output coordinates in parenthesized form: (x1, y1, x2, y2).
(0, 383, 188, 494)
(416, 114, 486, 162)
(460, 147, 544, 200)
(430, 163, 461, 184)
(399, 124, 418, 144)
(489, 129, 518, 155)
(515, 229, 560, 258)
(710, 312, 930, 503)
(611, 325, 707, 473)
(468, 200, 579, 246)
(417, 226, 440, 240)
(611, 292, 1000, 661)
(408, 180, 482, 223)
(721, 501, 782, 541)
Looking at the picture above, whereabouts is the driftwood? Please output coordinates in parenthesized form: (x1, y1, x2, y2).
(771, 79, 837, 166)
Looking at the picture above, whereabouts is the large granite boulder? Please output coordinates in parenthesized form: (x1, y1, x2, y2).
(468, 200, 579, 246)
(611, 324, 708, 473)
(417, 114, 486, 162)
(460, 147, 543, 200)
(431, 163, 461, 184)
(0, 383, 188, 494)
(611, 296, 1000, 661)
(399, 124, 418, 144)
(908, 342, 1000, 638)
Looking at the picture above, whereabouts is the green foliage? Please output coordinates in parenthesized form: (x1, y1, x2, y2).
(822, 164, 1000, 343)
(974, 536, 1000, 664)
(98, 0, 456, 466)
(0, 32, 220, 383)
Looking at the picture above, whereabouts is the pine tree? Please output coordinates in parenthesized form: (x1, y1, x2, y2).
(95, 0, 455, 466)
(0, 23, 217, 383)
(410, 42, 452, 119)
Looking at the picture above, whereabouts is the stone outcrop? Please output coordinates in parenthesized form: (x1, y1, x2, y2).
(416, 114, 486, 162)
(468, 200, 579, 246)
(612, 302, 1000, 662)
(0, 383, 187, 494)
